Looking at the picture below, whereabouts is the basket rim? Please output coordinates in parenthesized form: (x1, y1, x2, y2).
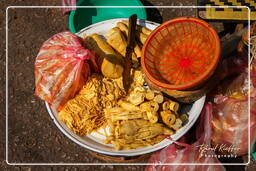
(141, 17, 221, 90)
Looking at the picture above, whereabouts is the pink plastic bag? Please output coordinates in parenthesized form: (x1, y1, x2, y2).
(146, 103, 226, 171)
(62, 0, 77, 14)
(252, 59, 256, 92)
(35, 31, 99, 111)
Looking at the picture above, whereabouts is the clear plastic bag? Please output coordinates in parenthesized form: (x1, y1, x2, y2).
(210, 56, 256, 156)
(146, 103, 226, 171)
(35, 31, 99, 111)
(211, 95, 256, 156)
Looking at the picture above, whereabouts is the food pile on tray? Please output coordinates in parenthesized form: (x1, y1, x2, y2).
(35, 19, 188, 150)
(34, 13, 256, 167)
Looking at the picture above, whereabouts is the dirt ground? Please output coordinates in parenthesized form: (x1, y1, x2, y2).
(1, 0, 255, 170)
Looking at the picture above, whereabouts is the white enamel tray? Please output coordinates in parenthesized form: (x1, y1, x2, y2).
(46, 18, 206, 157)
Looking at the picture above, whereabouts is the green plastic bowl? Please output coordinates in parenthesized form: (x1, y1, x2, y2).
(68, 0, 147, 33)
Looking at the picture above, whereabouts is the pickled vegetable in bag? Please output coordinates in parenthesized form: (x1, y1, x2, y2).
(35, 31, 99, 111)
(146, 103, 226, 171)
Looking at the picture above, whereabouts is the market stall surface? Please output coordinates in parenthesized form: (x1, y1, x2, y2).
(0, 0, 254, 170)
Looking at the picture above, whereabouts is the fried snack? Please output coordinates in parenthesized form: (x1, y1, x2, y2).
(105, 27, 128, 57)
(121, 20, 152, 36)
(106, 68, 185, 150)
(105, 27, 139, 68)
(106, 136, 164, 150)
(145, 90, 155, 100)
(116, 22, 128, 35)
(118, 100, 140, 110)
(105, 119, 173, 150)
(127, 91, 145, 105)
(139, 26, 152, 36)
(162, 99, 179, 113)
(168, 100, 180, 113)
(59, 74, 105, 135)
(133, 86, 146, 93)
(59, 74, 125, 136)
(106, 27, 139, 68)
(116, 22, 142, 58)
(137, 32, 148, 44)
(162, 101, 170, 111)
(146, 111, 158, 123)
(121, 20, 152, 45)
(180, 114, 189, 123)
(140, 101, 159, 111)
(120, 120, 172, 139)
(84, 33, 124, 79)
(160, 111, 176, 127)
(170, 119, 183, 130)
(139, 101, 159, 123)
(154, 94, 164, 104)
(105, 107, 147, 122)
(130, 69, 145, 88)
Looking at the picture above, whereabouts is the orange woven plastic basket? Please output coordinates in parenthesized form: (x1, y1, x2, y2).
(141, 17, 221, 90)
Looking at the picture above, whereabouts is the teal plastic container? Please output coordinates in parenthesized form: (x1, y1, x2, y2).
(253, 143, 256, 160)
(69, 0, 147, 33)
